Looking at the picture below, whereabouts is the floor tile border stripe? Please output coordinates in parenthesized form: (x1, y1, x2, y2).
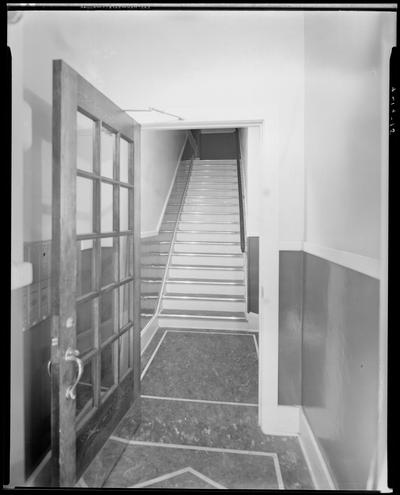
(141, 394, 258, 407)
(109, 435, 284, 489)
(128, 466, 227, 489)
(253, 334, 259, 356)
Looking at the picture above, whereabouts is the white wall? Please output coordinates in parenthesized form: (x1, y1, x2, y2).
(304, 11, 396, 260)
(140, 129, 187, 236)
(19, 9, 305, 244)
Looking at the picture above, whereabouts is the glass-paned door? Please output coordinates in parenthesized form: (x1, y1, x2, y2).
(51, 60, 141, 487)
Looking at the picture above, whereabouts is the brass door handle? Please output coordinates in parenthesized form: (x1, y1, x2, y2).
(65, 347, 84, 400)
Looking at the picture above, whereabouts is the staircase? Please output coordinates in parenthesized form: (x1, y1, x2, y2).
(158, 159, 253, 331)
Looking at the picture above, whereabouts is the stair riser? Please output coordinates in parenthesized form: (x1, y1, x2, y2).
(187, 184, 238, 191)
(178, 223, 239, 232)
(162, 298, 246, 312)
(168, 267, 244, 280)
(141, 281, 162, 294)
(171, 254, 244, 266)
(173, 243, 241, 254)
(186, 191, 239, 198)
(180, 213, 239, 222)
(189, 179, 238, 184)
(182, 205, 239, 214)
(190, 176, 237, 182)
(166, 282, 245, 295)
(158, 317, 253, 331)
(142, 267, 167, 278)
(157, 231, 174, 241)
(141, 255, 168, 265)
(141, 243, 170, 253)
(176, 232, 240, 242)
(141, 298, 158, 311)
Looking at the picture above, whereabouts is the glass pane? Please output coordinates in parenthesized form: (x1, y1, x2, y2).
(101, 344, 116, 395)
(120, 138, 130, 183)
(119, 235, 130, 280)
(76, 359, 93, 417)
(120, 187, 129, 232)
(119, 331, 130, 378)
(76, 299, 94, 355)
(77, 112, 93, 173)
(76, 177, 93, 234)
(100, 289, 115, 343)
(101, 126, 114, 178)
(101, 237, 115, 287)
(128, 281, 134, 323)
(77, 240, 93, 297)
(101, 182, 113, 232)
(129, 326, 134, 369)
(129, 235, 134, 276)
(119, 282, 130, 328)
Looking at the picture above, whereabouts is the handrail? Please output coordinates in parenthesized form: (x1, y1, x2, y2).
(152, 157, 194, 319)
(123, 107, 184, 121)
(187, 130, 199, 158)
(235, 129, 246, 253)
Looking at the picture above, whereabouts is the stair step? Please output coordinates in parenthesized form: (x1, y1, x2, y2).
(167, 277, 244, 285)
(169, 266, 244, 280)
(163, 293, 245, 301)
(169, 264, 243, 271)
(173, 241, 241, 254)
(171, 253, 244, 267)
(166, 279, 245, 295)
(175, 232, 240, 242)
(159, 309, 247, 321)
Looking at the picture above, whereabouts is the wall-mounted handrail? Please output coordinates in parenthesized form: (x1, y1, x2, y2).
(235, 129, 246, 253)
(187, 130, 199, 158)
(123, 107, 184, 121)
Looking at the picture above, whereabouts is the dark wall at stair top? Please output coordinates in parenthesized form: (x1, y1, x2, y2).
(199, 131, 237, 160)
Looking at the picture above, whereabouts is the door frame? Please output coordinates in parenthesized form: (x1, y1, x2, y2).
(139, 117, 299, 435)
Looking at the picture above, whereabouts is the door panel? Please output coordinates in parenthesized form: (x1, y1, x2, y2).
(51, 60, 141, 486)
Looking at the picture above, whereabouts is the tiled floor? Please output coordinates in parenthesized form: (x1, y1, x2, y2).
(81, 327, 314, 490)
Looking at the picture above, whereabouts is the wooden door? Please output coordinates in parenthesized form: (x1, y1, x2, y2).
(51, 60, 141, 486)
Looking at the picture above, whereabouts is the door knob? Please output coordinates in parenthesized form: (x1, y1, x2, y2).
(65, 347, 84, 400)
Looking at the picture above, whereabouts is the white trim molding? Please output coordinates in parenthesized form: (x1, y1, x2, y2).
(141, 230, 158, 239)
(141, 119, 264, 131)
(303, 242, 380, 279)
(298, 408, 336, 490)
(279, 241, 304, 251)
(140, 315, 159, 356)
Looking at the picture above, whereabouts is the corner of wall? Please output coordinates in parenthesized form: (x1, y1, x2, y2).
(155, 132, 189, 235)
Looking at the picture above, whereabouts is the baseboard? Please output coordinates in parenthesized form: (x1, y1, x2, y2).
(246, 312, 259, 331)
(259, 405, 299, 436)
(298, 407, 336, 490)
(140, 314, 160, 354)
(155, 133, 189, 235)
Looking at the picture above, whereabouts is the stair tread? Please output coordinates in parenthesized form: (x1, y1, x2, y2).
(170, 264, 243, 270)
(172, 252, 242, 257)
(174, 241, 240, 245)
(167, 277, 245, 285)
(159, 309, 247, 320)
(164, 293, 245, 301)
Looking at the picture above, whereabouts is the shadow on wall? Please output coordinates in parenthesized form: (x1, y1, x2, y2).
(23, 89, 52, 243)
